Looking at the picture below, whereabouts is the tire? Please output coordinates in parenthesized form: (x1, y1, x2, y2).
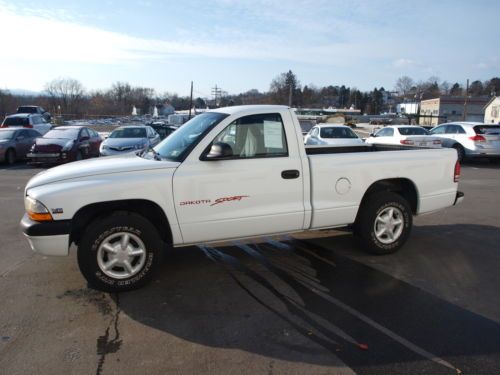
(5, 148, 16, 165)
(453, 144, 465, 163)
(354, 192, 412, 255)
(77, 211, 164, 292)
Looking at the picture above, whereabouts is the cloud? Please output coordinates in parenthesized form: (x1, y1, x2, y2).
(0, 1, 394, 68)
(392, 58, 419, 68)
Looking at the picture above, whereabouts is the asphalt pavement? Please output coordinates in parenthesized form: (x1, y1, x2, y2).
(0, 160, 499, 374)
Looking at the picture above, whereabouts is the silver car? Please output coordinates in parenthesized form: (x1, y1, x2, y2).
(429, 122, 500, 162)
(100, 126, 160, 156)
(0, 128, 41, 164)
(304, 124, 364, 146)
(1, 113, 52, 135)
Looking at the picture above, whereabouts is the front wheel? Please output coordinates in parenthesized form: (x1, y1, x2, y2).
(77, 212, 164, 292)
(354, 192, 412, 255)
(5, 148, 16, 165)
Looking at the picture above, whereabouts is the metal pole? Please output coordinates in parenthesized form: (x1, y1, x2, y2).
(463, 79, 469, 121)
(188, 81, 193, 119)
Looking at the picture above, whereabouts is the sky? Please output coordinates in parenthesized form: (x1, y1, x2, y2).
(0, 0, 499, 97)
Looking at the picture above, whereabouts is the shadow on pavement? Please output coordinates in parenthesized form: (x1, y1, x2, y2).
(117, 224, 500, 374)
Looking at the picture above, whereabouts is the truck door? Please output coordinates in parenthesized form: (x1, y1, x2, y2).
(173, 112, 305, 244)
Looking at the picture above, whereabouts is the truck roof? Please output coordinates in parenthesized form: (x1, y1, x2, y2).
(209, 105, 290, 116)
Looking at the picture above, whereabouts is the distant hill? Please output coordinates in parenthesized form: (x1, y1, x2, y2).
(3, 88, 43, 96)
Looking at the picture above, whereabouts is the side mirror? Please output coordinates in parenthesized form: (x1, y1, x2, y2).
(369, 133, 374, 137)
(204, 142, 233, 160)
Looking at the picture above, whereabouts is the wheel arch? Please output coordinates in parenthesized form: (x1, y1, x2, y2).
(357, 178, 419, 218)
(6, 147, 16, 161)
(70, 199, 172, 247)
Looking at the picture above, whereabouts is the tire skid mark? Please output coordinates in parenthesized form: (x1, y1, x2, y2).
(234, 240, 461, 374)
(198, 245, 360, 350)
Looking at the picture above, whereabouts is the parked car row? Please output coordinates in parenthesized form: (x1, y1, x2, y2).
(1, 122, 168, 165)
(304, 122, 500, 162)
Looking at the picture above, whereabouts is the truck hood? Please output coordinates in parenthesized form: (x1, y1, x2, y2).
(27, 153, 180, 189)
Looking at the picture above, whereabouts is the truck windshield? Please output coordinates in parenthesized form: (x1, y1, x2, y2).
(153, 112, 228, 161)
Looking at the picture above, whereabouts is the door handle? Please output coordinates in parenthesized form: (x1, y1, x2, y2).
(281, 170, 300, 179)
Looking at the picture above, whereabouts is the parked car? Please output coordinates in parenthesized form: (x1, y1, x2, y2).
(365, 125, 442, 148)
(1, 113, 52, 135)
(429, 122, 500, 162)
(100, 125, 160, 156)
(28, 126, 102, 164)
(304, 124, 364, 146)
(0, 128, 41, 164)
(148, 122, 179, 140)
(20, 105, 463, 292)
(16, 105, 51, 122)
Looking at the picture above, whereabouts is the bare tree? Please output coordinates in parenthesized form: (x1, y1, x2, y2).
(440, 81, 451, 95)
(45, 77, 85, 114)
(394, 76, 414, 98)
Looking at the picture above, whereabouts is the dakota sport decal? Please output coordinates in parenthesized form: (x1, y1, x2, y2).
(179, 195, 249, 207)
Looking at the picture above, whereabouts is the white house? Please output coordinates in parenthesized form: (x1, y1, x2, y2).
(484, 96, 500, 124)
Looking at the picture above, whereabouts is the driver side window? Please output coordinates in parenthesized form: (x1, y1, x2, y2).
(212, 113, 288, 159)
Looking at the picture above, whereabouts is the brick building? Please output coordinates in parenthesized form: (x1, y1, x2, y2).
(419, 96, 490, 126)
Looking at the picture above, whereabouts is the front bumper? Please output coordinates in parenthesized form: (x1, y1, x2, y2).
(20, 214, 71, 256)
(454, 191, 464, 205)
(100, 148, 140, 156)
(27, 152, 70, 164)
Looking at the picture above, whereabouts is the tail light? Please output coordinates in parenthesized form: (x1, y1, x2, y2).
(23, 125, 33, 128)
(433, 140, 442, 145)
(400, 139, 414, 145)
(469, 135, 486, 142)
(454, 160, 461, 183)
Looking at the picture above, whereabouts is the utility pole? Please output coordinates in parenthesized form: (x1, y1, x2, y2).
(188, 81, 193, 119)
(463, 79, 469, 121)
(288, 85, 292, 107)
(211, 85, 222, 107)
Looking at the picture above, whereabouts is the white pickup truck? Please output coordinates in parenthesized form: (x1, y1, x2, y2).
(20, 105, 464, 292)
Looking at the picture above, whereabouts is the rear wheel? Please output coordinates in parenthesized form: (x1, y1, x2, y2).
(453, 144, 465, 163)
(354, 192, 412, 255)
(5, 148, 16, 165)
(77, 211, 164, 292)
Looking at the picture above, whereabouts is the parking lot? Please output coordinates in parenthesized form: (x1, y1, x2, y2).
(1, 160, 500, 374)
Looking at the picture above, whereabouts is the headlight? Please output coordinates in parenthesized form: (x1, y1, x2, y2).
(25, 196, 53, 222)
(100, 144, 109, 150)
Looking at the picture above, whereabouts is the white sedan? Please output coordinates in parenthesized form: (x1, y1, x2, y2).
(365, 126, 442, 148)
(304, 124, 364, 146)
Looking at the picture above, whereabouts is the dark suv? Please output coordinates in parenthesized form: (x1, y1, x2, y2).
(16, 106, 51, 122)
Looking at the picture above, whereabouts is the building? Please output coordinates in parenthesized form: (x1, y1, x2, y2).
(396, 102, 419, 115)
(419, 96, 490, 126)
(484, 96, 500, 124)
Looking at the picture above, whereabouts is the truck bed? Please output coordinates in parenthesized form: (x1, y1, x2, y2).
(305, 144, 432, 155)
